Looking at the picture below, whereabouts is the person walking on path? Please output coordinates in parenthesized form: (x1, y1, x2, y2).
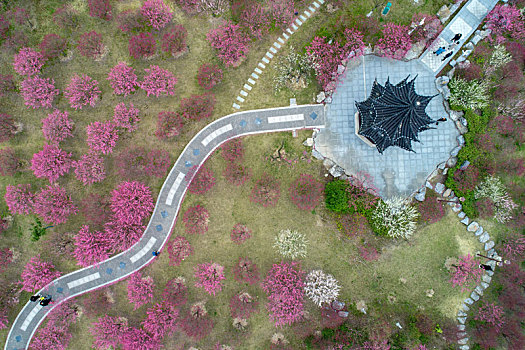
(451, 33, 462, 42)
(442, 51, 454, 61)
(152, 250, 160, 257)
(434, 46, 446, 56)
(479, 263, 493, 271)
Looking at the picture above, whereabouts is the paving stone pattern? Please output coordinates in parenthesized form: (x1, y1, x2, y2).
(4, 104, 325, 350)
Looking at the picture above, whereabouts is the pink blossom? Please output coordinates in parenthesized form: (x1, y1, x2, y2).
(13, 47, 45, 76)
(88, 0, 112, 20)
(86, 121, 119, 154)
(90, 315, 128, 350)
(5, 184, 34, 215)
(268, 0, 294, 30)
(182, 204, 209, 234)
(121, 327, 162, 350)
(73, 225, 113, 267)
(104, 221, 145, 251)
(206, 22, 249, 67)
(33, 185, 77, 225)
(20, 76, 59, 109)
(145, 149, 170, 177)
(129, 32, 157, 59)
(306, 36, 346, 90)
(107, 62, 138, 96)
(475, 302, 505, 330)
(113, 102, 140, 132)
(239, 3, 270, 39)
(376, 23, 412, 59)
(449, 254, 484, 291)
(289, 174, 323, 210)
(64, 73, 101, 110)
(486, 4, 525, 44)
(161, 25, 187, 57)
(141, 0, 173, 30)
(110, 181, 154, 226)
(19, 255, 61, 292)
(197, 63, 222, 90)
(142, 301, 179, 340)
(73, 152, 106, 185)
(127, 272, 154, 310)
(155, 111, 183, 139)
(77, 31, 105, 59)
(194, 262, 225, 296)
(186, 165, 216, 194)
(31, 144, 72, 183)
(167, 236, 193, 266)
(140, 65, 177, 97)
(41, 109, 74, 145)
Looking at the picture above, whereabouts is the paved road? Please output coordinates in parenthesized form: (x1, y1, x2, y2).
(420, 0, 498, 74)
(4, 104, 325, 350)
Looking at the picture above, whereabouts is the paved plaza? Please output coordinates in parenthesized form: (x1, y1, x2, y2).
(315, 55, 459, 198)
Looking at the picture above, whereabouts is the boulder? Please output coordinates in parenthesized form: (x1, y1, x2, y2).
(482, 274, 492, 284)
(457, 316, 466, 324)
(458, 324, 466, 331)
(458, 338, 468, 345)
(460, 217, 470, 225)
(443, 188, 452, 197)
(479, 232, 489, 243)
(467, 222, 479, 232)
(458, 310, 466, 317)
(449, 110, 464, 121)
(415, 190, 426, 202)
(464, 42, 475, 50)
(437, 5, 451, 23)
(404, 42, 425, 60)
(337, 64, 345, 75)
(485, 241, 495, 251)
(460, 345, 470, 350)
(465, 297, 474, 305)
(456, 120, 468, 134)
(481, 281, 489, 289)
(475, 286, 483, 296)
(303, 138, 314, 147)
(450, 146, 461, 157)
(457, 135, 465, 146)
(332, 300, 345, 311)
(311, 149, 324, 160)
(434, 183, 445, 194)
(323, 158, 335, 169)
(475, 226, 483, 236)
(452, 204, 462, 212)
(425, 181, 433, 189)
(338, 311, 349, 318)
(329, 165, 345, 178)
(446, 156, 457, 168)
(471, 291, 479, 301)
(316, 91, 326, 103)
(458, 211, 466, 219)
(462, 303, 470, 311)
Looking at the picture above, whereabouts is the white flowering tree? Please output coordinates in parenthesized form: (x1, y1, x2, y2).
(475, 176, 518, 223)
(273, 229, 308, 259)
(371, 197, 419, 239)
(449, 77, 489, 110)
(487, 44, 512, 72)
(304, 270, 341, 307)
(273, 47, 313, 92)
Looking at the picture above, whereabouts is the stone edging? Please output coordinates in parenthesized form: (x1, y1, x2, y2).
(232, 0, 326, 110)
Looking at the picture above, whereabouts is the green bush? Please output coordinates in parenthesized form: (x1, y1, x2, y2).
(325, 180, 349, 213)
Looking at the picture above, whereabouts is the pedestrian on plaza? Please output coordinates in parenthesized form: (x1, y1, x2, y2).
(479, 264, 493, 271)
(442, 51, 454, 61)
(451, 33, 462, 42)
(435, 117, 447, 125)
(434, 46, 446, 56)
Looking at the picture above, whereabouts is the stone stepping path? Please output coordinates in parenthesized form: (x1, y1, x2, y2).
(4, 104, 325, 350)
(232, 0, 325, 110)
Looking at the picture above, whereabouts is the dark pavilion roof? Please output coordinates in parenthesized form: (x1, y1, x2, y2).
(355, 75, 437, 154)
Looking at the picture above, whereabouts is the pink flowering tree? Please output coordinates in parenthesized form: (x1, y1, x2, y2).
(268, 0, 295, 30)
(174, 0, 202, 15)
(221, 138, 243, 163)
(181, 301, 214, 340)
(306, 37, 346, 90)
(155, 111, 183, 139)
(475, 302, 505, 331)
(194, 262, 225, 295)
(233, 256, 259, 285)
(503, 234, 525, 261)
(182, 204, 209, 234)
(120, 327, 162, 350)
(289, 174, 323, 210)
(90, 315, 128, 350)
(115, 147, 148, 180)
(65, 74, 101, 109)
(162, 277, 187, 306)
(187, 165, 216, 194)
(485, 4, 525, 44)
(449, 254, 484, 291)
(231, 223, 251, 244)
(0, 148, 20, 176)
(110, 181, 154, 225)
(127, 272, 155, 309)
(77, 31, 106, 59)
(31, 144, 72, 183)
(13, 47, 45, 76)
(5, 184, 34, 215)
(129, 32, 157, 59)
(88, 0, 112, 20)
(167, 236, 193, 266)
(145, 149, 170, 177)
(73, 152, 106, 185)
(104, 221, 145, 251)
(262, 261, 305, 326)
(20, 76, 59, 109)
(141, 0, 173, 30)
(376, 23, 412, 59)
(0, 113, 16, 143)
(39, 34, 67, 60)
(239, 3, 270, 39)
(113, 102, 140, 132)
(19, 255, 61, 292)
(34, 185, 77, 224)
(86, 121, 119, 154)
(73, 225, 113, 267)
(42, 110, 74, 145)
(141, 65, 177, 97)
(251, 173, 281, 207)
(161, 25, 188, 57)
(197, 63, 223, 90)
(206, 22, 249, 67)
(230, 292, 258, 318)
(107, 62, 139, 96)
(180, 93, 215, 120)
(224, 163, 251, 186)
(142, 301, 179, 340)
(29, 302, 78, 350)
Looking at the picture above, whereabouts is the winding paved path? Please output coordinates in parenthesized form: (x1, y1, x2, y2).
(4, 105, 325, 350)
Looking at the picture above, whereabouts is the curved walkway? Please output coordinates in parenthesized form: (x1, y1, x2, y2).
(4, 104, 325, 350)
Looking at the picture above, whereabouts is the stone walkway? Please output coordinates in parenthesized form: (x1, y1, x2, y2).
(420, 0, 499, 74)
(4, 105, 325, 350)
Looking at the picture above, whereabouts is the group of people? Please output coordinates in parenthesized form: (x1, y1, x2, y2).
(30, 294, 52, 306)
(433, 33, 463, 62)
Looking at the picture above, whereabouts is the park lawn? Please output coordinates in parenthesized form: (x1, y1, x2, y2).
(66, 130, 484, 349)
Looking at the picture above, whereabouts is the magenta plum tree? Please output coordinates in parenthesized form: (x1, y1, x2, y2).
(197, 63, 223, 90)
(79, 193, 111, 228)
(181, 301, 214, 340)
(73, 225, 113, 267)
(230, 292, 258, 319)
(239, 3, 270, 40)
(86, 121, 119, 154)
(155, 111, 183, 139)
(145, 149, 170, 177)
(140, 65, 177, 97)
(179, 93, 215, 120)
(306, 36, 346, 90)
(104, 221, 145, 251)
(449, 254, 484, 291)
(221, 138, 243, 163)
(206, 22, 249, 66)
(142, 301, 179, 340)
(230, 223, 251, 244)
(183, 204, 210, 234)
(129, 32, 156, 59)
(42, 109, 74, 145)
(289, 174, 323, 210)
(120, 327, 162, 350)
(107, 62, 139, 96)
(77, 31, 106, 59)
(251, 173, 281, 207)
(161, 25, 187, 57)
(65, 73, 101, 109)
(224, 162, 251, 186)
(475, 302, 505, 330)
(90, 315, 128, 350)
(113, 102, 140, 132)
(13, 47, 45, 76)
(167, 236, 193, 266)
(0, 113, 16, 143)
(0, 148, 20, 176)
(0, 248, 13, 273)
(115, 147, 148, 180)
(194, 262, 225, 296)
(187, 165, 216, 194)
(127, 271, 155, 310)
(31, 144, 72, 183)
(110, 181, 154, 226)
(486, 4, 525, 44)
(5, 184, 34, 215)
(117, 9, 144, 33)
(141, 0, 173, 30)
(39, 34, 67, 60)
(376, 23, 412, 59)
(233, 256, 259, 285)
(19, 255, 62, 292)
(33, 185, 77, 225)
(162, 277, 187, 306)
(88, 0, 112, 20)
(0, 74, 15, 97)
(20, 76, 59, 109)
(73, 152, 106, 185)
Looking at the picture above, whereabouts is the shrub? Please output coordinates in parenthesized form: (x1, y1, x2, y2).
(129, 32, 156, 59)
(77, 31, 105, 59)
(88, 0, 112, 20)
(306, 36, 346, 90)
(475, 302, 504, 331)
(174, 0, 202, 15)
(0, 248, 13, 273)
(337, 213, 371, 237)
(251, 173, 280, 207)
(230, 292, 258, 318)
(5, 184, 34, 215)
(289, 174, 323, 210)
(0, 148, 20, 176)
(115, 147, 147, 180)
(161, 25, 187, 57)
(155, 111, 183, 139)
(39, 34, 67, 60)
(31, 144, 72, 183)
(42, 109, 74, 144)
(187, 165, 216, 194)
(73, 152, 106, 185)
(370, 197, 419, 239)
(231, 223, 251, 244)
(239, 3, 270, 39)
(19, 255, 61, 292)
(274, 229, 308, 259)
(194, 262, 226, 296)
(449, 78, 489, 110)
(113, 102, 140, 132)
(141, 65, 177, 97)
(73, 225, 113, 267)
(120, 327, 161, 350)
(268, 0, 294, 30)
(87, 121, 119, 154)
(324, 180, 349, 213)
(117, 9, 145, 33)
(53, 5, 79, 30)
(417, 190, 445, 224)
(197, 63, 223, 90)
(179, 93, 215, 120)
(233, 257, 259, 285)
(409, 13, 442, 47)
(376, 23, 412, 59)
(304, 270, 341, 307)
(107, 62, 138, 96)
(182, 204, 209, 234)
(110, 181, 154, 226)
(223, 163, 250, 186)
(20, 76, 59, 109)
(34, 185, 77, 224)
(453, 165, 481, 193)
(127, 272, 154, 310)
(455, 62, 483, 81)
(141, 0, 173, 30)
(475, 198, 494, 219)
(274, 48, 313, 92)
(0, 113, 16, 143)
(0, 74, 15, 97)
(13, 47, 45, 76)
(475, 175, 518, 223)
(206, 22, 250, 66)
(167, 236, 193, 266)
